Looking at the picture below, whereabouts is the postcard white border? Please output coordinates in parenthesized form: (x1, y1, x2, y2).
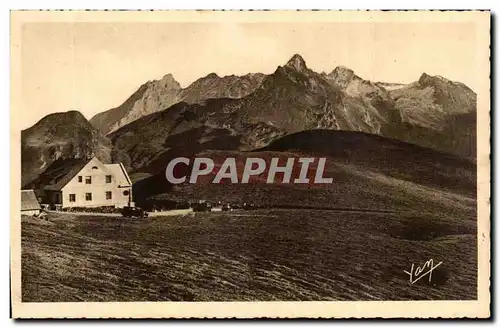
(10, 10, 491, 319)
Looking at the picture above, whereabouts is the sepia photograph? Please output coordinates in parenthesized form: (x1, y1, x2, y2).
(10, 10, 490, 318)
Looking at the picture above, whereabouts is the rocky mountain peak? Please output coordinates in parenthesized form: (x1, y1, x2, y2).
(31, 110, 88, 129)
(331, 66, 354, 76)
(285, 54, 308, 71)
(157, 73, 181, 89)
(22, 110, 113, 187)
(327, 66, 356, 89)
(205, 72, 220, 79)
(418, 72, 435, 85)
(418, 72, 453, 88)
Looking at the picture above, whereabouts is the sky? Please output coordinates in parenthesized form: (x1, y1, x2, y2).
(18, 20, 479, 130)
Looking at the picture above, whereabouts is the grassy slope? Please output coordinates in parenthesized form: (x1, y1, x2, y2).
(22, 200, 476, 301)
(145, 131, 476, 216)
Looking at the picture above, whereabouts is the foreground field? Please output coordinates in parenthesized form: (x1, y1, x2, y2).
(22, 207, 476, 301)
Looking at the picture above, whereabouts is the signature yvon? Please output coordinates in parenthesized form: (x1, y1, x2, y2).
(404, 259, 443, 285)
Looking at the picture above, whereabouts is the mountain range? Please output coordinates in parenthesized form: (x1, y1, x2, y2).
(21, 54, 477, 193)
(90, 72, 266, 135)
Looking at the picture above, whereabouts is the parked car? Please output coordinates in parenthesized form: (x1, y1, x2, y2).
(192, 201, 212, 212)
(121, 206, 149, 219)
(243, 203, 257, 210)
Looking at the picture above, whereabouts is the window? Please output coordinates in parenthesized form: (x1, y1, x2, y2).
(106, 191, 112, 200)
(85, 193, 92, 201)
(92, 166, 98, 170)
(69, 194, 76, 202)
(78, 176, 82, 183)
(85, 176, 92, 184)
(105, 175, 112, 183)
(123, 190, 130, 196)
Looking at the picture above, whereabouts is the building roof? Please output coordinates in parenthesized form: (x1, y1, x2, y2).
(21, 189, 41, 211)
(24, 157, 132, 191)
(105, 163, 132, 187)
(30, 158, 92, 191)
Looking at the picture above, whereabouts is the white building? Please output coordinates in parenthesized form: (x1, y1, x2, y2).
(34, 157, 132, 209)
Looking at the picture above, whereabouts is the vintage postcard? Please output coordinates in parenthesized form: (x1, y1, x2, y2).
(10, 10, 490, 319)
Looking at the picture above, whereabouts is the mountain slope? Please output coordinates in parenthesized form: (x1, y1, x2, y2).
(386, 73, 477, 157)
(389, 73, 476, 130)
(90, 74, 183, 135)
(180, 73, 266, 104)
(231, 55, 399, 136)
(21, 111, 112, 187)
(261, 129, 476, 196)
(135, 130, 476, 216)
(106, 54, 477, 178)
(90, 72, 266, 135)
(107, 54, 404, 171)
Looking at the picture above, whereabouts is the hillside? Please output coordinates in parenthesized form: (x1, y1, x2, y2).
(22, 207, 477, 301)
(89, 74, 183, 135)
(180, 72, 266, 104)
(90, 72, 265, 135)
(21, 111, 112, 187)
(387, 73, 477, 158)
(229, 55, 399, 136)
(131, 130, 476, 215)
